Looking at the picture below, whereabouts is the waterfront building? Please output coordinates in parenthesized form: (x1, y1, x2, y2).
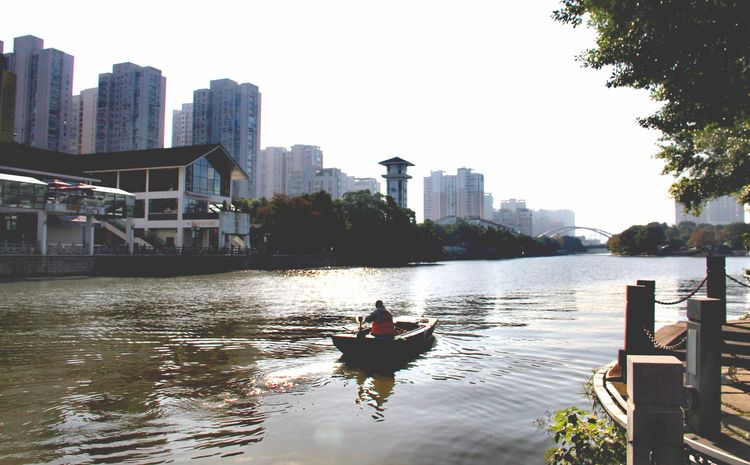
(82, 144, 250, 249)
(70, 88, 97, 154)
(675, 196, 746, 225)
(531, 208, 575, 236)
(0, 141, 131, 254)
(96, 62, 166, 153)
(0, 141, 249, 254)
(192, 79, 260, 199)
(171, 102, 193, 148)
(380, 157, 414, 209)
(3, 35, 74, 152)
(0, 41, 17, 143)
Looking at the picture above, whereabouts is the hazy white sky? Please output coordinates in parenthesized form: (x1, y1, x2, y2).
(5, 0, 681, 234)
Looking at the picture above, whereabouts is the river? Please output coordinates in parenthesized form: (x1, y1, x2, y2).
(1, 255, 749, 464)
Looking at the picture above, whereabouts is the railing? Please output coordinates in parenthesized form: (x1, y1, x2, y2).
(0, 243, 40, 254)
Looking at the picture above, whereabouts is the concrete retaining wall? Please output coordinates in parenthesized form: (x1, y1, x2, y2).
(0, 255, 95, 277)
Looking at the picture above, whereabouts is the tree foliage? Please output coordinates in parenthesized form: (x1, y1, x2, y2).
(553, 0, 750, 211)
(235, 193, 573, 264)
(608, 221, 750, 255)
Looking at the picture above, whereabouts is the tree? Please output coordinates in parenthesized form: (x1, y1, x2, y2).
(553, 1, 750, 212)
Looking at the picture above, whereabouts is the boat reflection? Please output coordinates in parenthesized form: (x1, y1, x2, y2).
(335, 363, 398, 421)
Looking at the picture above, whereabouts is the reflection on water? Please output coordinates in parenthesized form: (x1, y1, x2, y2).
(0, 256, 749, 464)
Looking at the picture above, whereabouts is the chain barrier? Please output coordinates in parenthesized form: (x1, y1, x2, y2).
(654, 276, 708, 305)
(643, 327, 687, 351)
(726, 272, 750, 289)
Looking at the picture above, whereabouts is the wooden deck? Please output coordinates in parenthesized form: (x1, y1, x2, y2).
(595, 320, 750, 465)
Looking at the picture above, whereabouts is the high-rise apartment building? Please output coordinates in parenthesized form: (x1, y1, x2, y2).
(675, 196, 746, 225)
(256, 146, 289, 200)
(96, 62, 166, 153)
(70, 88, 97, 154)
(285, 144, 322, 197)
(4, 35, 74, 152)
(192, 79, 260, 198)
(314, 168, 346, 199)
(344, 177, 380, 196)
(456, 168, 484, 219)
(494, 199, 534, 235)
(531, 209, 575, 236)
(0, 41, 17, 143)
(171, 103, 193, 147)
(423, 168, 483, 220)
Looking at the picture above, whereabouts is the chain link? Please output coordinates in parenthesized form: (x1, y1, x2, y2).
(643, 327, 687, 350)
(726, 272, 750, 289)
(654, 276, 708, 305)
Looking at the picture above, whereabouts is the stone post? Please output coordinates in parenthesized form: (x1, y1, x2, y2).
(619, 285, 654, 379)
(685, 297, 722, 438)
(126, 217, 134, 255)
(36, 210, 47, 255)
(85, 215, 95, 255)
(627, 355, 684, 465)
(706, 256, 726, 325)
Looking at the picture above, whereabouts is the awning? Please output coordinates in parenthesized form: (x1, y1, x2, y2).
(0, 173, 48, 186)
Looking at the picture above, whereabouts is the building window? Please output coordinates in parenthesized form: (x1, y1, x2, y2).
(120, 170, 147, 193)
(148, 198, 178, 220)
(148, 168, 178, 192)
(185, 158, 229, 197)
(97, 172, 118, 188)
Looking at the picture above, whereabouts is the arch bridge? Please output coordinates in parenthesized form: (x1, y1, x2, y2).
(538, 226, 612, 238)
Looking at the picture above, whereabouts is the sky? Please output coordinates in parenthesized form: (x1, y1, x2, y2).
(4, 0, 684, 235)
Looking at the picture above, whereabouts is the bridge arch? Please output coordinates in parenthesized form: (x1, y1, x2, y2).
(538, 226, 612, 238)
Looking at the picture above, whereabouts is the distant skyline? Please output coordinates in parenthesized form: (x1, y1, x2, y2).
(6, 0, 740, 234)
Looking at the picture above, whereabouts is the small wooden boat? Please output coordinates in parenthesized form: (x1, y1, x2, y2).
(331, 317, 438, 360)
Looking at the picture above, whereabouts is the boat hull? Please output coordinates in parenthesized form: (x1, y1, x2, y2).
(331, 317, 438, 361)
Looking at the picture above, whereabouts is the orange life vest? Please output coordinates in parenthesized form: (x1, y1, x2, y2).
(372, 317, 396, 336)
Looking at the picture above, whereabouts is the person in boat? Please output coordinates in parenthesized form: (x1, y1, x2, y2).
(364, 300, 397, 337)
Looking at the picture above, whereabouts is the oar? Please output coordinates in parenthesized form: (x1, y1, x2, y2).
(356, 315, 364, 332)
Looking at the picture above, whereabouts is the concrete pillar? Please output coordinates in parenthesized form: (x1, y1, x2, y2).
(126, 217, 134, 255)
(36, 211, 47, 255)
(685, 297, 722, 438)
(85, 215, 94, 255)
(627, 355, 684, 465)
(706, 256, 726, 325)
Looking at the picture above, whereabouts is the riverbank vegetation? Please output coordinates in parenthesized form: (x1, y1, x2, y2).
(234, 191, 583, 265)
(608, 221, 750, 256)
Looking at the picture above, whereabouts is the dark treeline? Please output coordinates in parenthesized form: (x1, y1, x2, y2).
(608, 221, 750, 256)
(235, 191, 580, 266)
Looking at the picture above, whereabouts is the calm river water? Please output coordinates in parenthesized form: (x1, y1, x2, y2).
(1, 255, 750, 465)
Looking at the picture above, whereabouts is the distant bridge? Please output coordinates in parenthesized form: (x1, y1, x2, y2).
(538, 226, 613, 238)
